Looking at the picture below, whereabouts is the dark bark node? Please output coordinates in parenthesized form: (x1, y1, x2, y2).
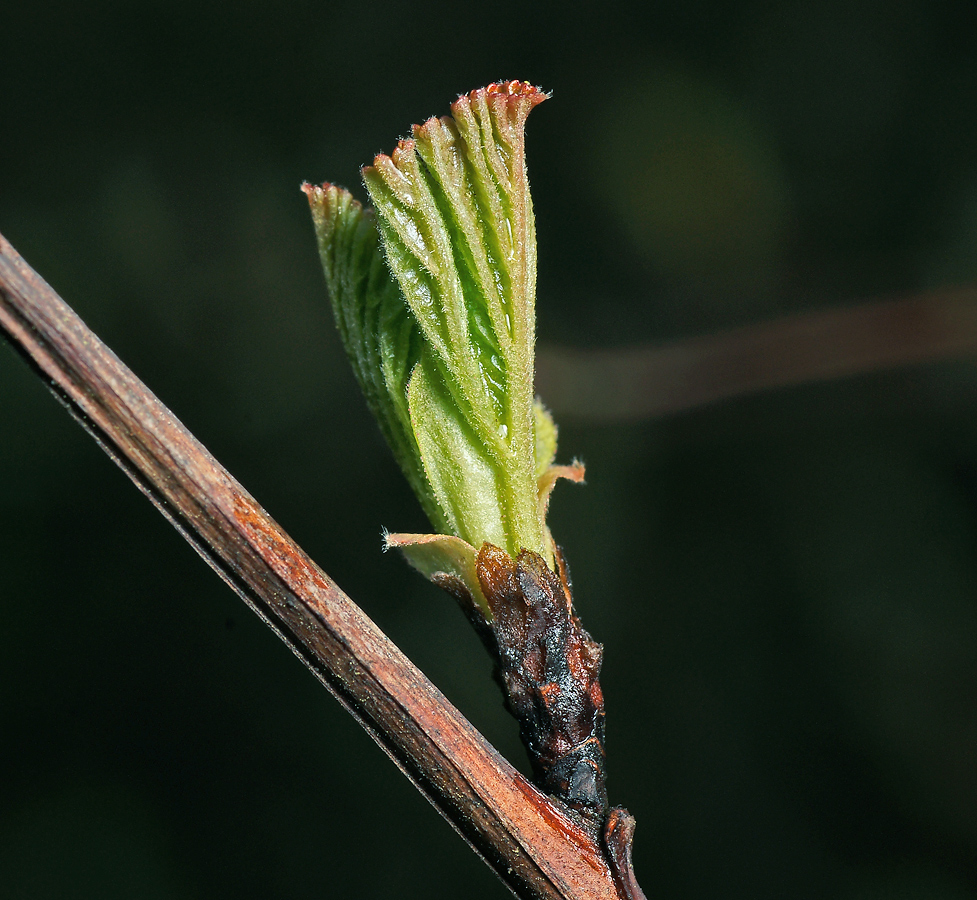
(466, 543, 608, 835)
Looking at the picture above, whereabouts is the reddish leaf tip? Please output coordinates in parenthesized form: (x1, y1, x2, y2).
(364, 137, 418, 179)
(301, 181, 363, 214)
(449, 80, 549, 129)
(392, 138, 416, 164)
(301, 180, 326, 199)
(482, 80, 549, 102)
(365, 83, 547, 177)
(412, 114, 453, 143)
(455, 80, 550, 113)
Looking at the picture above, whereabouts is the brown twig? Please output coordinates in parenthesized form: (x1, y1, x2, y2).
(537, 285, 977, 422)
(0, 230, 628, 900)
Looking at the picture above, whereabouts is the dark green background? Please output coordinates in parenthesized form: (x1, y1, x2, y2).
(2, 1, 977, 897)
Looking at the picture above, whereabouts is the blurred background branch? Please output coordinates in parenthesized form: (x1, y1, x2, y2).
(538, 285, 977, 422)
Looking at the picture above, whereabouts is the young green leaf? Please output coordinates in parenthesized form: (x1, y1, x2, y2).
(306, 82, 582, 603)
(361, 81, 548, 563)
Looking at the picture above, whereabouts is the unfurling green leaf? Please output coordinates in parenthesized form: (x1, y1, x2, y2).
(305, 81, 583, 606)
